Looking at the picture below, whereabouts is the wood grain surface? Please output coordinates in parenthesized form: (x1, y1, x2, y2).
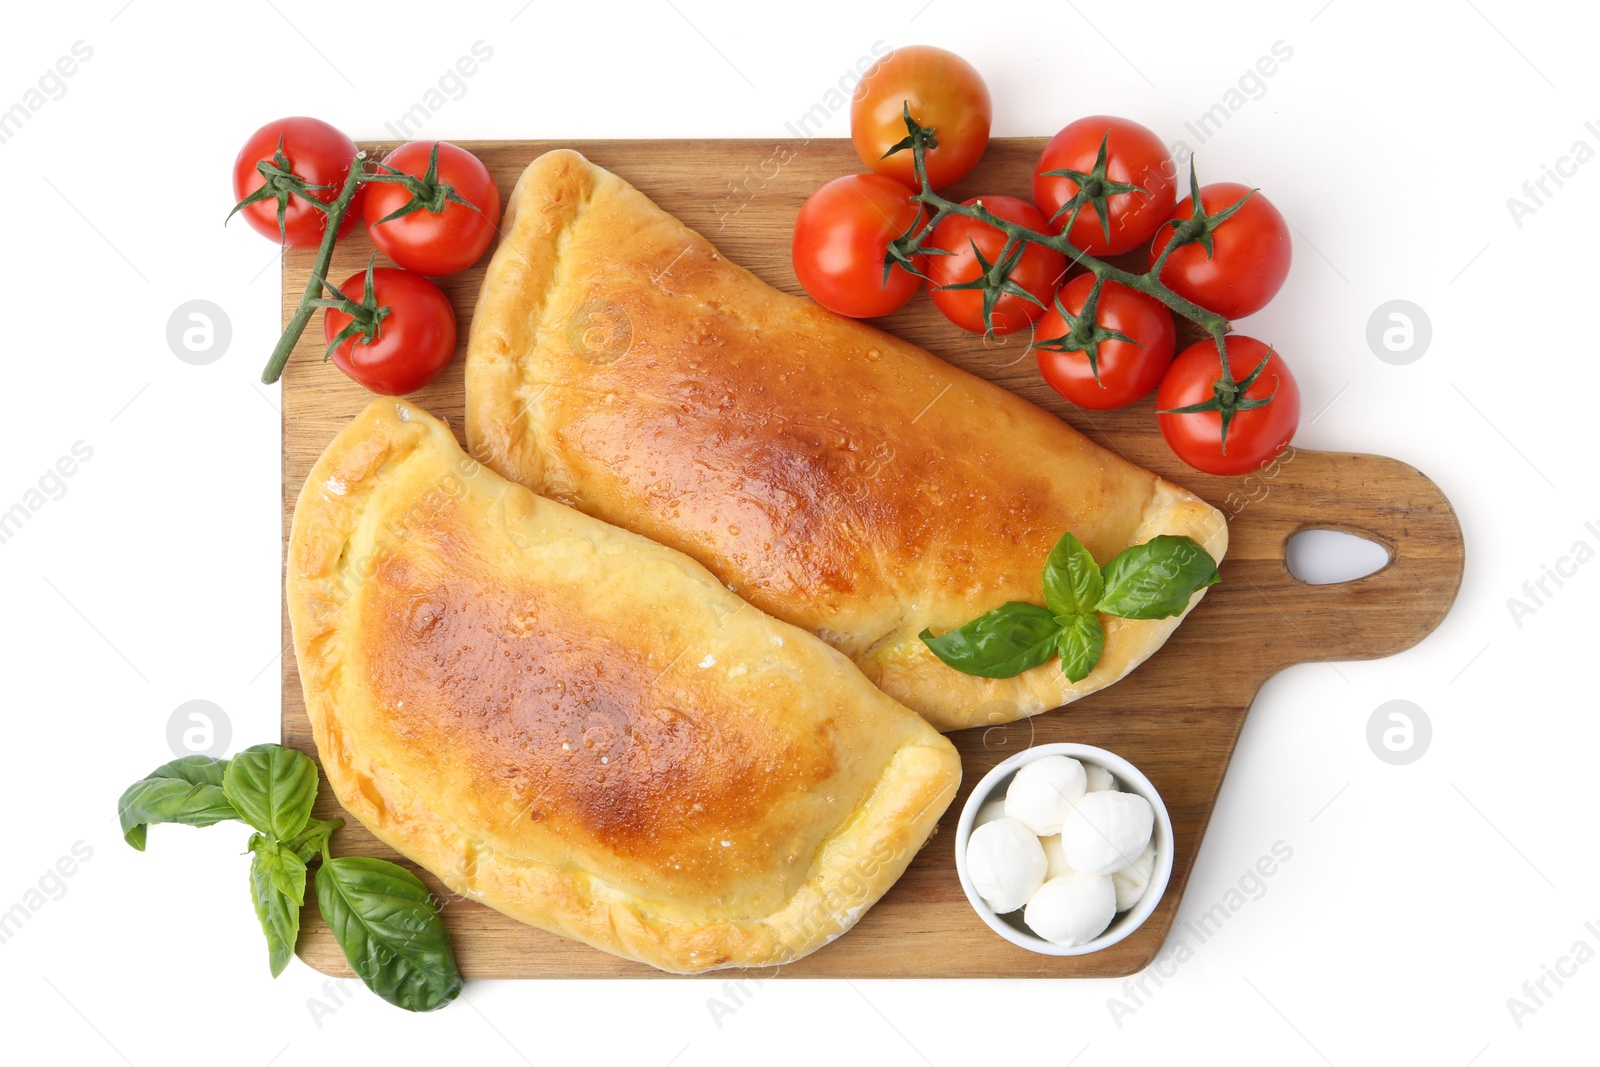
(280, 138, 1463, 979)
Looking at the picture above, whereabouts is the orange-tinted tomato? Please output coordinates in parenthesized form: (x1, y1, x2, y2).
(851, 46, 991, 189)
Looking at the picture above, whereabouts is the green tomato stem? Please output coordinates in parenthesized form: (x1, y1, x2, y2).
(912, 190, 1232, 342)
(259, 151, 368, 385)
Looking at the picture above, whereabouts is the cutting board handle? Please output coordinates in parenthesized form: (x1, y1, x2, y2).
(1212, 448, 1464, 669)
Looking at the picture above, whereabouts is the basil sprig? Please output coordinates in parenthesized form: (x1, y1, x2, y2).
(117, 744, 461, 1012)
(921, 531, 1219, 682)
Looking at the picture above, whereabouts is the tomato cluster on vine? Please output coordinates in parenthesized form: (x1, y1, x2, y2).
(229, 117, 499, 393)
(791, 45, 1301, 476)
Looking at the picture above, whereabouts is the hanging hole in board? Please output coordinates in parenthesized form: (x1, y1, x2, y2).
(1285, 528, 1391, 585)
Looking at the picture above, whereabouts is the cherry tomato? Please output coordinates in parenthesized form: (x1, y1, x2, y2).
(851, 45, 991, 189)
(1148, 182, 1291, 320)
(792, 174, 927, 318)
(363, 141, 501, 277)
(323, 268, 457, 395)
(1035, 275, 1176, 410)
(1157, 336, 1300, 475)
(1032, 116, 1177, 256)
(925, 196, 1066, 335)
(230, 117, 363, 248)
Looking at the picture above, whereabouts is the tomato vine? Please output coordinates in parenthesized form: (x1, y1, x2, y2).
(884, 106, 1281, 449)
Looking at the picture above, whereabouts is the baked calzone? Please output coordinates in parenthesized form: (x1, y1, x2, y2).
(465, 149, 1228, 732)
(286, 399, 960, 973)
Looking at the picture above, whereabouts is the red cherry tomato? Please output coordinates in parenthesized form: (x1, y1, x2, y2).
(1032, 116, 1177, 256)
(1149, 182, 1291, 320)
(323, 268, 457, 395)
(230, 117, 363, 248)
(792, 174, 927, 318)
(1035, 275, 1176, 410)
(1157, 336, 1300, 475)
(925, 196, 1066, 335)
(850, 45, 991, 190)
(363, 141, 501, 277)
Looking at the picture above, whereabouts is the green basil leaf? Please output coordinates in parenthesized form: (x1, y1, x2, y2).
(118, 756, 238, 850)
(1096, 535, 1221, 620)
(223, 744, 318, 840)
(249, 838, 304, 978)
(919, 602, 1063, 679)
(285, 816, 344, 864)
(1041, 531, 1104, 618)
(249, 833, 309, 906)
(1056, 613, 1106, 683)
(316, 856, 462, 1013)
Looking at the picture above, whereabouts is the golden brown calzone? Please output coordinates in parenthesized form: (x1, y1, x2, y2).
(287, 399, 960, 973)
(466, 150, 1227, 732)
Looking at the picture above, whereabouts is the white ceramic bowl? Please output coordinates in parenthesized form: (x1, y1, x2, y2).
(954, 743, 1174, 956)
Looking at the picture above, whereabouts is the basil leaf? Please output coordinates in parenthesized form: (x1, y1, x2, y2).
(223, 744, 318, 840)
(249, 837, 304, 978)
(118, 756, 238, 850)
(285, 816, 344, 864)
(919, 602, 1063, 679)
(1096, 535, 1221, 620)
(250, 833, 309, 906)
(1041, 531, 1104, 618)
(316, 856, 462, 1012)
(1056, 613, 1106, 683)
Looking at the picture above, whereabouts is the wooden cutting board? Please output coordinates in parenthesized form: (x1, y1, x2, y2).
(280, 138, 1463, 979)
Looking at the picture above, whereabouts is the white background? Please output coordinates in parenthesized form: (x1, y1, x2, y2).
(2, 0, 1595, 1063)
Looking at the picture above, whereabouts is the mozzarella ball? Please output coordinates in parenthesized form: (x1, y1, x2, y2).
(1084, 762, 1117, 793)
(1061, 790, 1154, 875)
(1112, 841, 1158, 911)
(1024, 872, 1117, 947)
(966, 818, 1047, 913)
(1004, 755, 1087, 835)
(975, 798, 1008, 828)
(1040, 834, 1076, 880)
